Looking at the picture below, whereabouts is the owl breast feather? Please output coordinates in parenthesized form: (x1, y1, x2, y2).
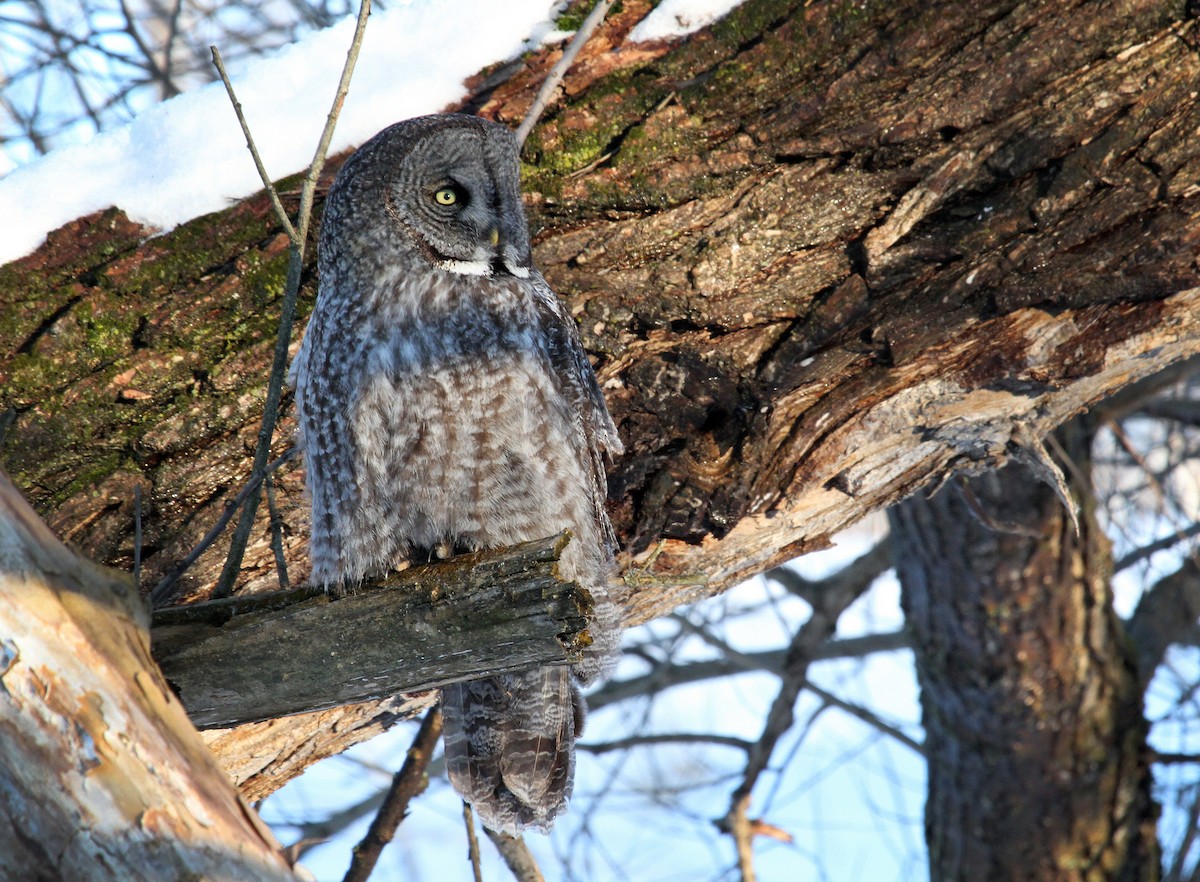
(344, 274, 602, 582)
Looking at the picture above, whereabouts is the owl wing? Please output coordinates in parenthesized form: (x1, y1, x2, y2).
(528, 272, 623, 552)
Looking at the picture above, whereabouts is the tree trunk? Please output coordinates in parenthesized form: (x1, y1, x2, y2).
(889, 451, 1158, 881)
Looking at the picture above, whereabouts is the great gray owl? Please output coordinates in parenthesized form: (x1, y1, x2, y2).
(289, 113, 623, 834)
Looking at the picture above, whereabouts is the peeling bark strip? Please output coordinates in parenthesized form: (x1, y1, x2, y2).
(1, 0, 1199, 795)
(617, 287, 1200, 623)
(0, 473, 300, 881)
(153, 534, 591, 728)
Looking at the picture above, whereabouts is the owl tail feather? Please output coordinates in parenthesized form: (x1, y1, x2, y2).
(442, 667, 581, 835)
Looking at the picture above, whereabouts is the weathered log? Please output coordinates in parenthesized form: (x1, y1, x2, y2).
(152, 533, 591, 728)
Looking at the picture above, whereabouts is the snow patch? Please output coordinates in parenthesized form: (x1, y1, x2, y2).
(626, 0, 748, 42)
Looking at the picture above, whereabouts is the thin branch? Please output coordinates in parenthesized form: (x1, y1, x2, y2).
(1164, 786, 1200, 882)
(463, 803, 485, 882)
(483, 828, 545, 882)
(265, 472, 290, 591)
(515, 0, 615, 147)
(296, 0, 373, 245)
(117, 0, 175, 99)
(588, 629, 909, 711)
(290, 790, 387, 859)
(1115, 519, 1200, 571)
(1150, 751, 1200, 765)
(803, 681, 924, 756)
(718, 542, 885, 859)
(214, 0, 373, 599)
(160, 0, 186, 99)
(726, 794, 757, 882)
(209, 46, 295, 239)
(580, 732, 753, 754)
(149, 447, 296, 607)
(342, 707, 443, 882)
(764, 540, 892, 606)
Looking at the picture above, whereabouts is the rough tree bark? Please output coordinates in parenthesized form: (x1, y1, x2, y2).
(2, 0, 1199, 870)
(890, 445, 1157, 881)
(152, 533, 592, 727)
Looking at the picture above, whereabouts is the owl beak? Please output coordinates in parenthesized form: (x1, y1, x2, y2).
(488, 227, 500, 247)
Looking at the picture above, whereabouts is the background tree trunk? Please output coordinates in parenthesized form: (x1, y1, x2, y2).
(889, 441, 1158, 881)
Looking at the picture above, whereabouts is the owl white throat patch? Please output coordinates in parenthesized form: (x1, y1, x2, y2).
(438, 257, 531, 279)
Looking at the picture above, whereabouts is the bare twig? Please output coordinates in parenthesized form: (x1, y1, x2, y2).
(342, 707, 443, 882)
(803, 681, 924, 755)
(1150, 751, 1200, 765)
(160, 0, 186, 98)
(463, 803, 485, 882)
(588, 629, 908, 711)
(956, 477, 1045, 538)
(149, 447, 296, 607)
(580, 732, 753, 754)
(718, 543, 886, 866)
(1115, 519, 1200, 571)
(727, 794, 757, 882)
(515, 0, 615, 147)
(483, 828, 545, 882)
(290, 790, 386, 859)
(118, 0, 175, 98)
(213, 0, 373, 599)
(265, 472, 290, 590)
(209, 46, 295, 239)
(132, 484, 143, 587)
(1164, 784, 1200, 882)
(764, 540, 891, 606)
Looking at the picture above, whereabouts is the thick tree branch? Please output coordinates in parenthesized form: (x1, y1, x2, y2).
(342, 707, 442, 882)
(153, 533, 591, 728)
(1126, 558, 1200, 688)
(0, 471, 299, 881)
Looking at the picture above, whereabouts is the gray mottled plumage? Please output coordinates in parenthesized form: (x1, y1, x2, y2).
(289, 113, 622, 834)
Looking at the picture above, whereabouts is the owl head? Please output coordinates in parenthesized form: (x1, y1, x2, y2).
(320, 113, 533, 280)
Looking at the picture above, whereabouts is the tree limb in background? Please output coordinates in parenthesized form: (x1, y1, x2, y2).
(342, 707, 443, 882)
(484, 827, 546, 882)
(717, 542, 886, 860)
(588, 630, 908, 712)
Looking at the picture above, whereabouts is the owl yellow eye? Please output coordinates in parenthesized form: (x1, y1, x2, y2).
(434, 188, 458, 206)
